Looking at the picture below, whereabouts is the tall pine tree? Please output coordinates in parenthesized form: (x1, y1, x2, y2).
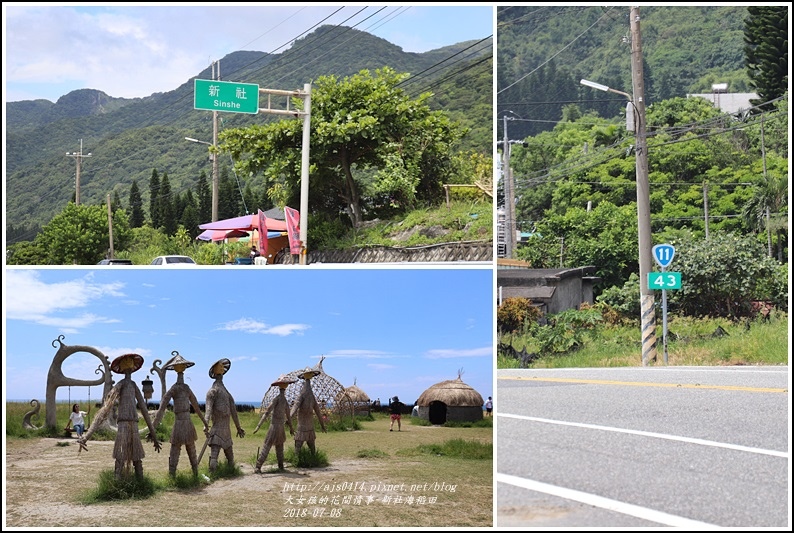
(128, 179, 145, 228)
(160, 172, 176, 235)
(744, 6, 788, 110)
(196, 170, 212, 223)
(148, 169, 161, 229)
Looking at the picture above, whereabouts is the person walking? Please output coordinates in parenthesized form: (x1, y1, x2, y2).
(290, 366, 326, 456)
(65, 403, 90, 437)
(77, 353, 162, 480)
(152, 352, 208, 477)
(205, 358, 245, 473)
(389, 396, 404, 432)
(485, 396, 493, 417)
(253, 374, 296, 472)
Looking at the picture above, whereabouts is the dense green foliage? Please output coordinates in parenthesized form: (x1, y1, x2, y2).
(6, 203, 133, 265)
(6, 26, 492, 238)
(220, 67, 469, 228)
(666, 233, 788, 318)
(507, 93, 787, 296)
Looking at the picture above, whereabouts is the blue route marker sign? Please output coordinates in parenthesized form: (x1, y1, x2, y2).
(652, 244, 675, 268)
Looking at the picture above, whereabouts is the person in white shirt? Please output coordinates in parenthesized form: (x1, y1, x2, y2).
(66, 403, 89, 437)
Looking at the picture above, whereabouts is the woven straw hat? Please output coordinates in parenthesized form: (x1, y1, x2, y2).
(299, 366, 320, 379)
(272, 374, 297, 387)
(209, 358, 231, 378)
(110, 353, 144, 374)
(163, 351, 195, 371)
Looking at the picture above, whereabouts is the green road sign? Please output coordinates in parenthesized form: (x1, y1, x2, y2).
(648, 271, 681, 290)
(194, 79, 259, 114)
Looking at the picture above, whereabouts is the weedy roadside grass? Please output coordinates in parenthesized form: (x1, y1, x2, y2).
(498, 313, 788, 368)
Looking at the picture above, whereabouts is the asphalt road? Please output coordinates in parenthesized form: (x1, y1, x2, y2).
(496, 366, 790, 528)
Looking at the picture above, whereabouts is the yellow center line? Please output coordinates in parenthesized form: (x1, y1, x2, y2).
(498, 375, 788, 393)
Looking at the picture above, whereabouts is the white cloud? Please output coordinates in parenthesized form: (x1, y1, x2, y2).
(424, 347, 493, 359)
(218, 318, 310, 336)
(5, 270, 125, 326)
(324, 349, 393, 359)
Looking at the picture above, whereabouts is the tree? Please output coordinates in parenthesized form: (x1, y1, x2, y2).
(128, 179, 145, 228)
(196, 171, 211, 223)
(744, 6, 788, 109)
(148, 169, 161, 229)
(160, 172, 176, 235)
(670, 231, 787, 317)
(220, 67, 466, 228)
(34, 203, 130, 265)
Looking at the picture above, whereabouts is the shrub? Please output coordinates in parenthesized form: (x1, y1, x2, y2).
(497, 297, 542, 333)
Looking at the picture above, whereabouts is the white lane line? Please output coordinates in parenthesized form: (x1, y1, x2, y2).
(498, 413, 788, 458)
(497, 473, 718, 527)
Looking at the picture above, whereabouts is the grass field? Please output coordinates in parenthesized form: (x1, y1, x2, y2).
(4, 407, 493, 528)
(498, 312, 789, 369)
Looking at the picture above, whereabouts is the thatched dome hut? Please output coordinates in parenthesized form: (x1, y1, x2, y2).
(335, 379, 371, 417)
(416, 375, 484, 424)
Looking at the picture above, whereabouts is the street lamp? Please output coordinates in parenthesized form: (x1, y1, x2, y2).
(185, 136, 219, 222)
(580, 73, 657, 365)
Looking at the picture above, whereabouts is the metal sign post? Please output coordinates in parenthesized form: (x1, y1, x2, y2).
(651, 244, 677, 365)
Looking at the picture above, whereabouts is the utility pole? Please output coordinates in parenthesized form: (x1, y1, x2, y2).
(258, 84, 312, 264)
(502, 114, 514, 259)
(211, 60, 220, 222)
(66, 139, 91, 205)
(630, 6, 658, 366)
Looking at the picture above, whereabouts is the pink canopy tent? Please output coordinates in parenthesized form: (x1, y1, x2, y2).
(196, 229, 249, 242)
(198, 213, 287, 232)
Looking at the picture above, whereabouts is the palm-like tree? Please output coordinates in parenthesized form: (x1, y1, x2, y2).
(742, 172, 787, 260)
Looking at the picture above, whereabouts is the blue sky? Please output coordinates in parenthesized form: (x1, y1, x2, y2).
(3, 4, 495, 102)
(4, 267, 494, 406)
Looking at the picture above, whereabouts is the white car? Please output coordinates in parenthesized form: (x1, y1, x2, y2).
(150, 255, 197, 266)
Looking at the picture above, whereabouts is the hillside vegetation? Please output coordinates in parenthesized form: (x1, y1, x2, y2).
(6, 25, 492, 237)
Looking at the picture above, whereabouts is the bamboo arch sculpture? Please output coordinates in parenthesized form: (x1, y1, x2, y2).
(23, 399, 42, 430)
(149, 358, 168, 402)
(44, 336, 113, 430)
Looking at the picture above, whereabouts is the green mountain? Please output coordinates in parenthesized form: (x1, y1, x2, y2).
(497, 5, 752, 138)
(6, 25, 492, 233)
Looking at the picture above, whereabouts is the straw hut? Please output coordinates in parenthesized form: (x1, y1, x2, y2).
(336, 379, 371, 417)
(415, 374, 484, 424)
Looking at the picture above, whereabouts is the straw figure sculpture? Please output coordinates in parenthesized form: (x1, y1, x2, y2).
(253, 374, 296, 472)
(204, 358, 245, 473)
(151, 351, 208, 477)
(259, 356, 351, 420)
(291, 365, 327, 455)
(77, 353, 162, 480)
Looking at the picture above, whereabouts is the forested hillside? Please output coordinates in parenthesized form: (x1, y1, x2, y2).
(498, 4, 788, 303)
(497, 5, 752, 138)
(6, 25, 492, 237)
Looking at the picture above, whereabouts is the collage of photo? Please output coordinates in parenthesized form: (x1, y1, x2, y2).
(4, 4, 790, 530)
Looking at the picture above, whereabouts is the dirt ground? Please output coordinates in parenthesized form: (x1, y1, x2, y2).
(4, 427, 492, 529)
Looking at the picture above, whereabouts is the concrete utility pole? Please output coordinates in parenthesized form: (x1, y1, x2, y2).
(502, 114, 514, 259)
(258, 84, 312, 264)
(66, 139, 91, 205)
(630, 6, 658, 366)
(211, 60, 220, 222)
